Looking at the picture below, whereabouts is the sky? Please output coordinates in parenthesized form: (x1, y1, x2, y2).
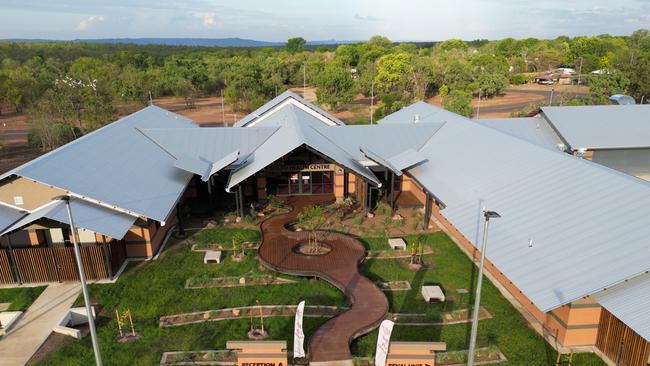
(0, 0, 649, 41)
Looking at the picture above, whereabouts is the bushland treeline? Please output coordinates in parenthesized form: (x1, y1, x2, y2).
(1, 31, 649, 150)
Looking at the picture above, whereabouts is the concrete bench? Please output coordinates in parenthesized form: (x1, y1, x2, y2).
(421, 285, 445, 303)
(388, 238, 407, 250)
(203, 250, 222, 264)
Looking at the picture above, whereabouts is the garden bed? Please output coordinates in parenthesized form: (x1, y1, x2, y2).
(388, 307, 492, 325)
(160, 350, 235, 365)
(185, 275, 297, 289)
(366, 248, 434, 259)
(436, 347, 506, 365)
(191, 242, 259, 252)
(159, 305, 345, 327)
(376, 280, 411, 291)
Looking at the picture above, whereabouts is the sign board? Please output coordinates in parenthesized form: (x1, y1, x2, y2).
(385, 341, 446, 366)
(226, 340, 288, 366)
(267, 163, 335, 172)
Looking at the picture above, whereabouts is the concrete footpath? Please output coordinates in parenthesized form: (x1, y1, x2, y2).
(0, 283, 81, 366)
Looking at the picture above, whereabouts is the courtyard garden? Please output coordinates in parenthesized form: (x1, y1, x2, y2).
(32, 219, 607, 365)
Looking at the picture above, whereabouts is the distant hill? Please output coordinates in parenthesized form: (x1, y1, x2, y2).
(1, 37, 359, 47)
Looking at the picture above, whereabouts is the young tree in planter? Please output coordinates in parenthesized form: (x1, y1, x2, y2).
(297, 205, 327, 254)
(409, 235, 423, 265)
(231, 232, 246, 261)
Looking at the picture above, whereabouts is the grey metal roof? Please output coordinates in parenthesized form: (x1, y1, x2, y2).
(0, 106, 197, 222)
(592, 273, 650, 341)
(541, 105, 650, 150)
(45, 199, 138, 239)
(0, 199, 137, 239)
(141, 127, 278, 166)
(314, 124, 444, 162)
(387, 149, 427, 171)
(227, 104, 380, 190)
(476, 117, 565, 151)
(0, 204, 25, 233)
(234, 91, 345, 127)
(409, 114, 650, 312)
(0, 201, 63, 236)
(377, 101, 466, 125)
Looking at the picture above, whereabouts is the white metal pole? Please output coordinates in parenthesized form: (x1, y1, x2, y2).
(476, 90, 481, 119)
(221, 89, 226, 127)
(64, 197, 103, 366)
(549, 89, 554, 106)
(370, 81, 374, 124)
(467, 211, 497, 366)
(577, 57, 583, 85)
(303, 65, 306, 98)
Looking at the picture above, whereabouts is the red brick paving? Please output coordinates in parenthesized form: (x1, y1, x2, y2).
(258, 195, 389, 362)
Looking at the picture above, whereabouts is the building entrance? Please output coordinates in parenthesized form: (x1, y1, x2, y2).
(267, 170, 333, 195)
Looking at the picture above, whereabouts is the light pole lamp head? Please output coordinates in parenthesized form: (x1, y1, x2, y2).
(52, 195, 72, 203)
(483, 210, 501, 221)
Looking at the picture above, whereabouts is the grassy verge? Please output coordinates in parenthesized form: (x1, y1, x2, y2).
(0, 286, 46, 311)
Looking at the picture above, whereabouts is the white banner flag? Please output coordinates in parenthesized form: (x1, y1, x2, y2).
(293, 300, 306, 358)
(375, 319, 394, 366)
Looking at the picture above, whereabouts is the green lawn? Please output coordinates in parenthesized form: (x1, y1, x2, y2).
(36, 229, 606, 365)
(0, 285, 46, 311)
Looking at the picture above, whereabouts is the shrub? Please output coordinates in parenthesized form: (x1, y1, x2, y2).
(509, 73, 529, 85)
(374, 202, 392, 216)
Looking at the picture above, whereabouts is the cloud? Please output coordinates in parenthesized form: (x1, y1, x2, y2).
(75, 15, 104, 30)
(193, 12, 218, 28)
(354, 13, 383, 22)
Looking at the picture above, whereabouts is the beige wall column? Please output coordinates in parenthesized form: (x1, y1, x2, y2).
(334, 167, 345, 202)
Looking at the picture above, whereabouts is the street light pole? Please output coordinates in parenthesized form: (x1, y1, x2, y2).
(467, 210, 500, 366)
(60, 196, 103, 366)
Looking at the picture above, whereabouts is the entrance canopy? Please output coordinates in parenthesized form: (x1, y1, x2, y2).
(142, 100, 444, 192)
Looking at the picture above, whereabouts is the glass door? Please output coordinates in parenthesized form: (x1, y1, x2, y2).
(289, 172, 300, 194)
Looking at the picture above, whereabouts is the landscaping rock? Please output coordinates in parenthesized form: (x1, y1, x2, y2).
(366, 212, 374, 218)
(392, 214, 403, 221)
(239, 277, 246, 285)
(235, 217, 241, 223)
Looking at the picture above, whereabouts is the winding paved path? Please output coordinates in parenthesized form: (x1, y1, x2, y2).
(258, 195, 388, 363)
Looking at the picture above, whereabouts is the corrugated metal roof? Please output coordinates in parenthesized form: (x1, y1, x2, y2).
(0, 201, 63, 236)
(541, 105, 650, 150)
(234, 91, 345, 127)
(377, 101, 466, 125)
(0, 204, 26, 233)
(387, 149, 427, 171)
(408, 113, 650, 312)
(476, 117, 565, 151)
(592, 273, 650, 342)
(1, 106, 197, 222)
(227, 104, 381, 190)
(314, 124, 444, 162)
(45, 199, 138, 239)
(141, 127, 278, 166)
(0, 199, 137, 239)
